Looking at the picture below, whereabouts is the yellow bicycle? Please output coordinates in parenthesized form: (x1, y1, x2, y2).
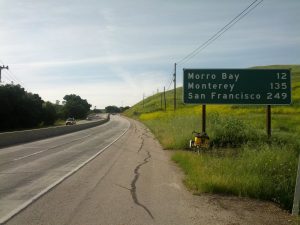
(189, 131, 210, 151)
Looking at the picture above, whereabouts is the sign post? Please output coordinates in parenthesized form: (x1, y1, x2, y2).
(266, 105, 271, 138)
(202, 105, 206, 133)
(183, 68, 297, 211)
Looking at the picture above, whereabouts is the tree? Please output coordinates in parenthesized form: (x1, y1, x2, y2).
(42, 102, 58, 125)
(62, 94, 91, 119)
(120, 106, 130, 112)
(105, 105, 130, 113)
(0, 84, 44, 131)
(105, 105, 121, 113)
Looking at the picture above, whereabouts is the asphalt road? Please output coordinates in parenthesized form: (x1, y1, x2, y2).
(77, 113, 108, 125)
(0, 115, 129, 224)
(0, 116, 291, 225)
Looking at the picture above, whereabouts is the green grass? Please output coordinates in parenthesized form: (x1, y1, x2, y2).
(124, 64, 300, 211)
(172, 144, 298, 210)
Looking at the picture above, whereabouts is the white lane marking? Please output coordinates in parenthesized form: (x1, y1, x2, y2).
(13, 149, 49, 161)
(13, 135, 92, 161)
(0, 121, 130, 225)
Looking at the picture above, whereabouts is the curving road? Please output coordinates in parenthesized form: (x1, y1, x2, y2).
(0, 115, 129, 223)
(0, 115, 290, 225)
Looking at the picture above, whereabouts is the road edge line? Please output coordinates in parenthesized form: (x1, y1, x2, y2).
(0, 121, 130, 225)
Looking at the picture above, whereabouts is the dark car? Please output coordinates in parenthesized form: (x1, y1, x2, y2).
(65, 117, 76, 125)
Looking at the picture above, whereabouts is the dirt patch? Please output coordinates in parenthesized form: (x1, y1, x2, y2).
(202, 194, 292, 225)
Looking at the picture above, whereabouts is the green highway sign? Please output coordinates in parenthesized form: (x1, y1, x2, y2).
(183, 69, 291, 105)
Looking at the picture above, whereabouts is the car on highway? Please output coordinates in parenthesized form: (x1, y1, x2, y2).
(65, 117, 76, 125)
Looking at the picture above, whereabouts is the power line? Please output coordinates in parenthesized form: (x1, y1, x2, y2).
(5, 69, 26, 87)
(6, 69, 23, 85)
(166, 76, 173, 90)
(0, 65, 9, 83)
(0, 60, 14, 84)
(2, 70, 16, 83)
(1, 74, 14, 84)
(0, 59, 27, 88)
(3, 69, 27, 88)
(176, 0, 263, 66)
(177, 0, 261, 65)
(179, 0, 264, 65)
(145, 0, 263, 109)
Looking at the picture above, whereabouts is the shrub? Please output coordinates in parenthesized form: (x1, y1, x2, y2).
(208, 113, 265, 147)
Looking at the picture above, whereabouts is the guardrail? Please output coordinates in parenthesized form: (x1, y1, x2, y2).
(0, 115, 110, 149)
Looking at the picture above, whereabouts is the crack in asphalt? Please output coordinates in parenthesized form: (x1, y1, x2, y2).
(132, 122, 137, 134)
(137, 137, 144, 153)
(114, 183, 131, 191)
(130, 150, 154, 220)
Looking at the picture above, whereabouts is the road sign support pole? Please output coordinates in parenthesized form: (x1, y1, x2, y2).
(266, 105, 271, 138)
(202, 105, 206, 133)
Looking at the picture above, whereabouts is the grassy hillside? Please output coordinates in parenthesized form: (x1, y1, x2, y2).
(126, 64, 300, 118)
(124, 65, 300, 211)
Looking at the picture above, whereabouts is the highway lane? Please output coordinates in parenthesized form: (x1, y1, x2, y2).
(76, 113, 108, 125)
(2, 116, 290, 225)
(0, 115, 129, 223)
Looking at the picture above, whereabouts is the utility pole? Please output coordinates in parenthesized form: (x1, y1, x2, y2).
(160, 92, 163, 110)
(143, 93, 145, 108)
(0, 65, 9, 83)
(164, 86, 166, 111)
(174, 63, 177, 111)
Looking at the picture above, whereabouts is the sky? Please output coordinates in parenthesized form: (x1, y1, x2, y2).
(0, 0, 299, 109)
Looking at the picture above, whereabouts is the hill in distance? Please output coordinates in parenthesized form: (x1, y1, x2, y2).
(125, 64, 300, 117)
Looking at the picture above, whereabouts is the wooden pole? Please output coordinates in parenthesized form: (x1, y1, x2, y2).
(202, 105, 206, 133)
(164, 86, 166, 111)
(267, 105, 271, 138)
(174, 63, 177, 111)
(160, 93, 162, 110)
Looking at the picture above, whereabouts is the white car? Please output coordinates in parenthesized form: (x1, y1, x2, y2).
(65, 118, 76, 125)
